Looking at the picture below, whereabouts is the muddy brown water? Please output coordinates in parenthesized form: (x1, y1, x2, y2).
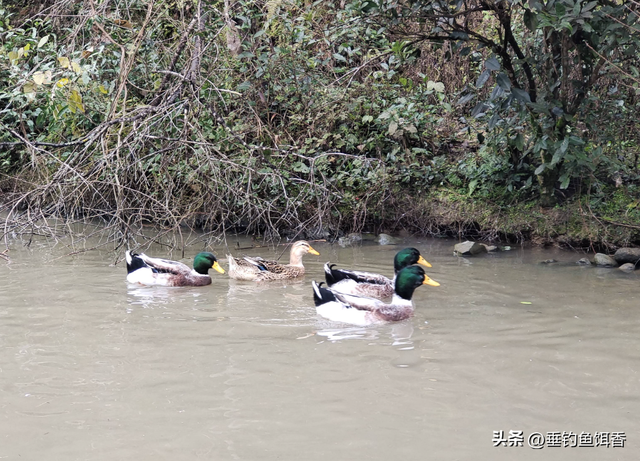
(1, 236, 638, 460)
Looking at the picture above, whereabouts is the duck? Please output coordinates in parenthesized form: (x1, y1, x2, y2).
(324, 247, 432, 299)
(125, 250, 225, 287)
(313, 265, 440, 326)
(227, 240, 320, 281)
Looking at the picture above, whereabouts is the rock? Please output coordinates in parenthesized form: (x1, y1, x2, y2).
(480, 243, 498, 252)
(576, 258, 592, 266)
(338, 233, 362, 247)
(613, 248, 640, 265)
(539, 259, 558, 264)
(377, 233, 400, 245)
(500, 246, 512, 251)
(619, 263, 637, 272)
(593, 253, 619, 267)
(454, 241, 488, 256)
(338, 237, 353, 247)
(347, 233, 362, 243)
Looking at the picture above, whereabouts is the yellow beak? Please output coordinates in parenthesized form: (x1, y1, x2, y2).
(308, 246, 320, 256)
(423, 275, 440, 287)
(212, 261, 225, 274)
(417, 255, 432, 268)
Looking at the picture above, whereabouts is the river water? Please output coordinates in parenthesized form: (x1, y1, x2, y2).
(0, 234, 638, 460)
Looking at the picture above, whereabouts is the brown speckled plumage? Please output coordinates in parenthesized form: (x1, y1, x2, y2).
(227, 241, 320, 281)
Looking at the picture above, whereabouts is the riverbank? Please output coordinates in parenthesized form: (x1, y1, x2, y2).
(389, 189, 640, 251)
(3, 185, 639, 253)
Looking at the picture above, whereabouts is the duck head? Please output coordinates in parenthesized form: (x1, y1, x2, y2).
(394, 248, 432, 274)
(194, 252, 225, 275)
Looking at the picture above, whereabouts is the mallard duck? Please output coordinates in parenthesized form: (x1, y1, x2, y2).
(227, 240, 320, 281)
(313, 265, 440, 326)
(125, 250, 225, 287)
(324, 247, 432, 299)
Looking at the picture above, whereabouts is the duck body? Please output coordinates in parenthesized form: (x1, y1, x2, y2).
(324, 248, 431, 300)
(227, 240, 320, 282)
(313, 283, 414, 326)
(313, 265, 439, 326)
(125, 251, 225, 287)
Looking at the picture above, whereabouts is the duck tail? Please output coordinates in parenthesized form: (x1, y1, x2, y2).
(125, 251, 148, 274)
(243, 256, 268, 271)
(323, 262, 335, 285)
(324, 262, 347, 286)
(312, 281, 337, 306)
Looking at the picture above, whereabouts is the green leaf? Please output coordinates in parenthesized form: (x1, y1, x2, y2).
(550, 151, 563, 166)
(525, 176, 533, 188)
(476, 70, 490, 88)
(471, 102, 489, 117)
(457, 93, 475, 105)
(512, 87, 531, 103)
(488, 113, 500, 130)
(485, 57, 500, 71)
(523, 10, 538, 32)
(560, 137, 569, 154)
(333, 53, 347, 62)
(490, 85, 504, 101)
(292, 162, 310, 173)
(582, 1, 598, 12)
(568, 136, 585, 146)
(534, 164, 546, 175)
(573, 2, 581, 17)
(360, 1, 377, 13)
(496, 73, 511, 91)
(468, 179, 478, 195)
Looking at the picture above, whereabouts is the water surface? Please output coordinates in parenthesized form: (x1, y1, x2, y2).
(1, 237, 638, 460)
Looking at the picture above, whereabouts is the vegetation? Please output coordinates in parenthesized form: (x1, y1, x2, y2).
(1, 0, 639, 249)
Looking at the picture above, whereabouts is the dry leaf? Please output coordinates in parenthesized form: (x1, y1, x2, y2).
(58, 56, 70, 69)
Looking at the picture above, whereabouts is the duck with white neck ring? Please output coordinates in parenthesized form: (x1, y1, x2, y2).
(125, 251, 225, 287)
(312, 265, 440, 326)
(323, 247, 432, 300)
